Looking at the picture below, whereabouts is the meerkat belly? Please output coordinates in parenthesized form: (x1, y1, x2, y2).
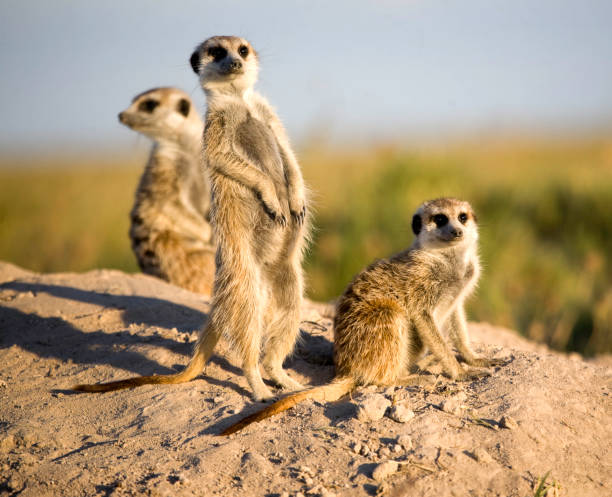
(235, 114, 287, 190)
(433, 293, 460, 329)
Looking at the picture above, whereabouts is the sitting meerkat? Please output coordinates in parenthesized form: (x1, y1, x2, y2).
(120, 87, 215, 295)
(74, 37, 309, 401)
(222, 197, 504, 434)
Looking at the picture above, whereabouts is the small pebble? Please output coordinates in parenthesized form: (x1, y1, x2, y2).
(306, 484, 322, 495)
(440, 392, 468, 415)
(355, 393, 391, 422)
(396, 434, 413, 450)
(299, 465, 314, 476)
(499, 415, 518, 430)
(372, 461, 399, 482)
(0, 435, 16, 452)
(472, 447, 495, 464)
(378, 447, 391, 458)
(388, 404, 415, 423)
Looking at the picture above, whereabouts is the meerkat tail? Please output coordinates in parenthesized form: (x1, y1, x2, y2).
(72, 343, 208, 393)
(221, 377, 355, 435)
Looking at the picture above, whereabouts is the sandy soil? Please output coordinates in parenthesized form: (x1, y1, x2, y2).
(0, 261, 610, 497)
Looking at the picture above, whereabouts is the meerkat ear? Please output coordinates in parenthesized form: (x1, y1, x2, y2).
(411, 214, 422, 235)
(177, 98, 190, 117)
(190, 50, 201, 74)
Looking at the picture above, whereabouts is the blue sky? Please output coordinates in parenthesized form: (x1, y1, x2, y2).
(1, 0, 611, 154)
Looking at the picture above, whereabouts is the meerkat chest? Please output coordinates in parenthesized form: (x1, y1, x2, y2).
(433, 256, 479, 325)
(235, 112, 283, 178)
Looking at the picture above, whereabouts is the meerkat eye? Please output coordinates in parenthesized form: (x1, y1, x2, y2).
(432, 214, 448, 228)
(208, 46, 227, 62)
(458, 213, 468, 224)
(238, 45, 249, 58)
(177, 98, 190, 117)
(138, 99, 159, 113)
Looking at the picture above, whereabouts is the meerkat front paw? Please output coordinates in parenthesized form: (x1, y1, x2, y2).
(456, 366, 492, 381)
(257, 190, 287, 226)
(463, 356, 506, 368)
(288, 189, 306, 225)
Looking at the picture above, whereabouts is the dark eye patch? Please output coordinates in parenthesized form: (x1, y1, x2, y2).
(177, 98, 190, 117)
(190, 50, 201, 74)
(411, 214, 422, 235)
(238, 45, 249, 58)
(432, 214, 448, 228)
(138, 99, 159, 113)
(458, 212, 468, 224)
(208, 46, 227, 62)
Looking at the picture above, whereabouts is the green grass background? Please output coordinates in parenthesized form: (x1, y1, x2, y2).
(1, 137, 611, 355)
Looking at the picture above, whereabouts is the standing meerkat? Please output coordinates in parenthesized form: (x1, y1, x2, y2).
(74, 36, 309, 401)
(120, 87, 216, 295)
(222, 197, 504, 434)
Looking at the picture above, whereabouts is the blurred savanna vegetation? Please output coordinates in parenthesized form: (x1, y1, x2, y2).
(1, 136, 611, 356)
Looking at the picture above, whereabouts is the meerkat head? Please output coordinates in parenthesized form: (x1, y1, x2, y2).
(118, 87, 202, 145)
(189, 36, 259, 96)
(411, 198, 478, 250)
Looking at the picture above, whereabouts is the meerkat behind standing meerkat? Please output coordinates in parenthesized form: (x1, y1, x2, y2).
(120, 87, 216, 295)
(74, 37, 309, 401)
(222, 197, 505, 434)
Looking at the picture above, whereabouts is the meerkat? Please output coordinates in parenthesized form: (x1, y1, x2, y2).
(120, 87, 216, 295)
(74, 36, 309, 401)
(222, 197, 505, 434)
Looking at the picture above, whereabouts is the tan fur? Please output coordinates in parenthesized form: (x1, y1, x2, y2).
(74, 38, 309, 401)
(122, 87, 215, 295)
(222, 198, 504, 433)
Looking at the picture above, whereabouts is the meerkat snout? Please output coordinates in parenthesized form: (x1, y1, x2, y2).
(227, 58, 243, 73)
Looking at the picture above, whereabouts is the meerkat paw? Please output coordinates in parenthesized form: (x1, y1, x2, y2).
(257, 190, 287, 226)
(288, 186, 306, 224)
(289, 197, 306, 225)
(251, 384, 276, 403)
(463, 356, 506, 368)
(455, 365, 491, 381)
(279, 376, 305, 392)
(269, 370, 304, 391)
(290, 206, 306, 225)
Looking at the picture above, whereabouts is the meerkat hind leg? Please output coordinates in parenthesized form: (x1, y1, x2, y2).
(261, 314, 304, 392)
(216, 263, 275, 401)
(241, 316, 275, 401)
(261, 267, 304, 392)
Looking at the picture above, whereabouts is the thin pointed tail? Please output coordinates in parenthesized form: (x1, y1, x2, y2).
(72, 327, 218, 393)
(221, 376, 355, 435)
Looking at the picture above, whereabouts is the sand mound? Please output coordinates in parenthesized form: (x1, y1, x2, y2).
(0, 261, 609, 496)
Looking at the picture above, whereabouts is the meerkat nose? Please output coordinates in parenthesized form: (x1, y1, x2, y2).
(451, 228, 463, 238)
(118, 112, 126, 123)
(229, 59, 242, 71)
